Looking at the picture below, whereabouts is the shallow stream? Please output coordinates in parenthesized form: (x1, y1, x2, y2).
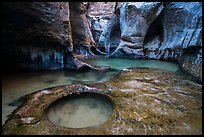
(2, 57, 196, 125)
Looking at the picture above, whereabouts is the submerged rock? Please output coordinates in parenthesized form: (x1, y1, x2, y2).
(8, 96, 26, 107)
(2, 68, 202, 135)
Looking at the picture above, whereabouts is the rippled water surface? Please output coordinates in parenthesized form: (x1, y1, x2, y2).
(2, 58, 184, 125)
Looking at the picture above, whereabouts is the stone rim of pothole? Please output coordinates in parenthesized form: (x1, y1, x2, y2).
(44, 92, 115, 129)
(2, 68, 202, 135)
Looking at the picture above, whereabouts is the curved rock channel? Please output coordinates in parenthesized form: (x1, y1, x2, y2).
(2, 67, 202, 135)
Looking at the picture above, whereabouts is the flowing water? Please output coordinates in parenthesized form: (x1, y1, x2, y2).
(2, 57, 195, 125)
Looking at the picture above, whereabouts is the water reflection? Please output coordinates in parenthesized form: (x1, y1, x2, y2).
(63, 69, 120, 84)
(1, 58, 187, 125)
(2, 69, 120, 125)
(82, 57, 180, 72)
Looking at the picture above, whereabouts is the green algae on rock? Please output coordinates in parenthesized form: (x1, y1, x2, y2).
(2, 68, 202, 135)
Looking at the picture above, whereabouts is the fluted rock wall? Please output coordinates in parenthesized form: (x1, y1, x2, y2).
(145, 2, 202, 82)
(2, 2, 72, 71)
(163, 2, 202, 82)
(111, 2, 164, 58)
(69, 2, 106, 57)
(1, 2, 202, 81)
(88, 2, 163, 57)
(87, 2, 117, 52)
(2, 2, 108, 71)
(88, 2, 202, 82)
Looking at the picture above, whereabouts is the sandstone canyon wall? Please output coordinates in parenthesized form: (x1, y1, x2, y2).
(1, 2, 107, 71)
(2, 2, 71, 70)
(88, 2, 202, 82)
(69, 2, 106, 57)
(1, 2, 202, 82)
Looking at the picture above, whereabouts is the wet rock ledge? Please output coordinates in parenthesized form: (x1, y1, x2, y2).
(2, 68, 202, 135)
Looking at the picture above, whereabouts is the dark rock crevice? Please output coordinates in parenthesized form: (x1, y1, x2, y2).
(87, 2, 202, 82)
(69, 2, 104, 57)
(1, 2, 109, 72)
(1, 2, 202, 82)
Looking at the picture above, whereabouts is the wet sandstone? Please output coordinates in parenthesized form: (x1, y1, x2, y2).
(2, 68, 202, 135)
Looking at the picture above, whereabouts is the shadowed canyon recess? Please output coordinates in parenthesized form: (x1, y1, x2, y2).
(2, 2, 202, 135)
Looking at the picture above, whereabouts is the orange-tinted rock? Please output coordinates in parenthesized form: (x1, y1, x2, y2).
(1, 2, 107, 71)
(1, 2, 73, 70)
(2, 68, 202, 135)
(69, 2, 105, 57)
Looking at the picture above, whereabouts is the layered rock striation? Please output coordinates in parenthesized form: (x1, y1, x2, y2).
(1, 2, 202, 81)
(88, 2, 202, 81)
(1, 2, 108, 71)
(69, 2, 106, 57)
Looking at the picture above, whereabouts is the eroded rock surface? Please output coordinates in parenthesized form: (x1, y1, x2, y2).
(110, 2, 164, 58)
(88, 2, 202, 82)
(69, 2, 106, 57)
(145, 2, 202, 81)
(2, 68, 202, 135)
(1, 2, 108, 71)
(87, 2, 117, 52)
(2, 2, 71, 70)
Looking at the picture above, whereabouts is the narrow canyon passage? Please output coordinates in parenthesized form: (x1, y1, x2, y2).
(2, 2, 202, 135)
(2, 58, 183, 125)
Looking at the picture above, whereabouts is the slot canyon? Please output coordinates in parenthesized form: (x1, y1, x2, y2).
(1, 2, 202, 135)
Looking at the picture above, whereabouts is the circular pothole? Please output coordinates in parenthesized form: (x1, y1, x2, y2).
(45, 92, 114, 128)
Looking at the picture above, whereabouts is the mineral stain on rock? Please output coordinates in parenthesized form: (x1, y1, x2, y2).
(2, 68, 202, 135)
(1, 1, 202, 135)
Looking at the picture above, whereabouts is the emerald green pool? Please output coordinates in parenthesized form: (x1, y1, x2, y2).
(2, 58, 194, 125)
(82, 57, 180, 72)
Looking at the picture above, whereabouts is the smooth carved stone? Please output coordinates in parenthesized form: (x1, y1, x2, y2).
(87, 2, 117, 48)
(161, 2, 202, 82)
(72, 58, 111, 71)
(1, 2, 74, 71)
(110, 2, 164, 58)
(69, 2, 106, 57)
(2, 68, 202, 135)
(161, 2, 202, 50)
(143, 2, 202, 82)
(2, 2, 107, 71)
(96, 2, 202, 82)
